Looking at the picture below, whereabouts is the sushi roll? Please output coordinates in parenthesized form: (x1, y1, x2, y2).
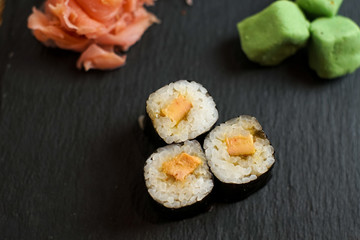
(146, 80, 218, 144)
(203, 116, 275, 201)
(144, 140, 214, 218)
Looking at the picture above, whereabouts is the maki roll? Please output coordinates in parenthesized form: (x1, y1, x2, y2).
(146, 80, 218, 144)
(203, 116, 275, 201)
(144, 140, 214, 218)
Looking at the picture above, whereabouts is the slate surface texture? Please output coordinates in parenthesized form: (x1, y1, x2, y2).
(1, 0, 360, 239)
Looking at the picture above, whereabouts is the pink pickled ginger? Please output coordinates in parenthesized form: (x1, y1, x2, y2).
(28, 0, 159, 71)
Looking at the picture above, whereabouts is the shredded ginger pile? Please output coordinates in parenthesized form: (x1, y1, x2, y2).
(28, 0, 159, 71)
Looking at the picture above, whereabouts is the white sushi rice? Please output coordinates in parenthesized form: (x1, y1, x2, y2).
(204, 116, 275, 184)
(146, 80, 218, 144)
(144, 140, 214, 209)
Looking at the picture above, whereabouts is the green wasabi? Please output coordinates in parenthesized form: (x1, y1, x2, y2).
(296, 0, 343, 18)
(309, 16, 360, 79)
(237, 1, 310, 66)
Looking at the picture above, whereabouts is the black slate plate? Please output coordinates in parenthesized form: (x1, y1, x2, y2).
(1, 0, 360, 239)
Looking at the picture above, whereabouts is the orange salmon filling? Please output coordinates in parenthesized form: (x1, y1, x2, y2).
(162, 153, 201, 181)
(225, 134, 255, 156)
(161, 95, 192, 124)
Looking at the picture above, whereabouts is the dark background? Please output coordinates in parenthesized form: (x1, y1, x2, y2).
(1, 0, 359, 239)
